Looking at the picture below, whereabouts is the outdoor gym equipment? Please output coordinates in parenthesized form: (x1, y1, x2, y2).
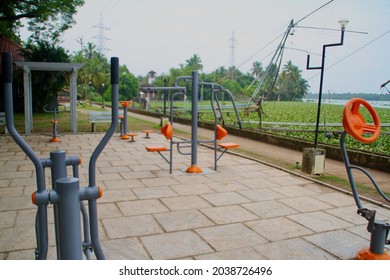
(340, 97, 390, 260)
(2, 52, 119, 260)
(145, 71, 240, 173)
(43, 92, 66, 142)
(119, 100, 132, 140)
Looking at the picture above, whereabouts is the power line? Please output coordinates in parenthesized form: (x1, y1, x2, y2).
(110, 0, 143, 28)
(307, 29, 390, 82)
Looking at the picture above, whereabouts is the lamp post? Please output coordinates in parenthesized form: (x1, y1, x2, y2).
(101, 83, 105, 108)
(306, 19, 348, 148)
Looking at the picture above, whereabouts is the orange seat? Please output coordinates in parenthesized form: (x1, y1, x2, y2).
(216, 124, 228, 140)
(145, 123, 173, 153)
(218, 142, 239, 149)
(145, 146, 168, 152)
(127, 132, 137, 142)
(161, 123, 173, 139)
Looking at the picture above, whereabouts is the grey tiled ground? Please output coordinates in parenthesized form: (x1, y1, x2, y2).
(0, 132, 389, 260)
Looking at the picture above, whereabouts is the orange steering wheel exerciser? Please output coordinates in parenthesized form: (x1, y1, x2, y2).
(342, 98, 381, 144)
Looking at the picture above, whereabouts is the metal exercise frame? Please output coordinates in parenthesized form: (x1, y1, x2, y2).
(3, 52, 119, 260)
(340, 98, 389, 260)
(43, 92, 66, 142)
(146, 72, 241, 173)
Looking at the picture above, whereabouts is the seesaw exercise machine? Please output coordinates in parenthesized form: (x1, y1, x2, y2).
(145, 70, 242, 173)
(2, 52, 120, 259)
(341, 98, 390, 260)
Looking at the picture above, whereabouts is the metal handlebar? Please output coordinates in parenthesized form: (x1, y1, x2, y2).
(2, 52, 119, 260)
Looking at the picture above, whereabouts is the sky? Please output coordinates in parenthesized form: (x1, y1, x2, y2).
(22, 0, 390, 94)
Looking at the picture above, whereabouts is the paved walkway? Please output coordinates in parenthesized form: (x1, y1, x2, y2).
(0, 124, 389, 259)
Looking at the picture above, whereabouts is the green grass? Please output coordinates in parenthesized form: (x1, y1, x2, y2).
(0, 107, 158, 134)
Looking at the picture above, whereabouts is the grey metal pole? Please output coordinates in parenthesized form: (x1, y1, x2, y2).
(2, 52, 49, 259)
(307, 28, 345, 148)
(88, 57, 119, 260)
(55, 177, 83, 260)
(49, 150, 67, 259)
(187, 70, 202, 173)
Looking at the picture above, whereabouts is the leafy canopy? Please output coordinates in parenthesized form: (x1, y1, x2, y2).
(0, 0, 85, 42)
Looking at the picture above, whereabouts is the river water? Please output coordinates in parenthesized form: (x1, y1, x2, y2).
(302, 98, 390, 109)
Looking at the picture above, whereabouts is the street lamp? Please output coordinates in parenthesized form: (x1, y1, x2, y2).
(306, 19, 348, 148)
(302, 19, 348, 175)
(101, 83, 105, 108)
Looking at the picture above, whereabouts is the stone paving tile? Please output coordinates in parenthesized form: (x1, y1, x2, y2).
(278, 196, 334, 212)
(200, 205, 259, 224)
(0, 179, 12, 188)
(205, 171, 244, 182)
(103, 178, 145, 190)
(130, 164, 165, 172)
(0, 211, 17, 229)
(195, 246, 266, 260)
(246, 217, 313, 241)
(121, 170, 159, 179)
(271, 185, 319, 197)
(240, 178, 280, 189)
(1, 133, 390, 260)
(6, 247, 57, 260)
(141, 177, 180, 187)
(174, 174, 214, 184)
(0, 196, 35, 211)
(325, 205, 368, 225)
(304, 230, 368, 259)
(102, 215, 163, 239)
(97, 203, 123, 219)
(201, 192, 251, 206)
(238, 170, 270, 179)
(267, 175, 308, 185)
(117, 199, 169, 216)
(242, 200, 298, 219)
(15, 208, 55, 227)
(141, 231, 213, 259)
(195, 224, 267, 251)
(253, 238, 337, 260)
(0, 225, 52, 252)
(288, 211, 354, 233)
(345, 224, 371, 240)
(154, 210, 214, 232)
(312, 192, 356, 207)
(0, 186, 24, 197)
(102, 238, 150, 260)
(161, 195, 212, 211)
(96, 172, 123, 181)
(132, 186, 178, 199)
(205, 181, 249, 193)
(170, 183, 214, 196)
(0, 170, 32, 180)
(98, 165, 132, 174)
(238, 188, 286, 202)
(99, 189, 137, 203)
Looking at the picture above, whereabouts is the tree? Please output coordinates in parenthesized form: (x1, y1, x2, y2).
(251, 61, 263, 78)
(21, 39, 70, 112)
(116, 65, 139, 101)
(0, 0, 85, 42)
(185, 54, 203, 72)
(276, 61, 309, 101)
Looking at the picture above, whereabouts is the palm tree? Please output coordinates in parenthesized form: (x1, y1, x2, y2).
(251, 61, 263, 78)
(185, 54, 203, 71)
(84, 42, 97, 60)
(277, 61, 308, 101)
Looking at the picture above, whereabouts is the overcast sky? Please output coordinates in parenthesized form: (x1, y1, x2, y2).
(23, 0, 390, 94)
